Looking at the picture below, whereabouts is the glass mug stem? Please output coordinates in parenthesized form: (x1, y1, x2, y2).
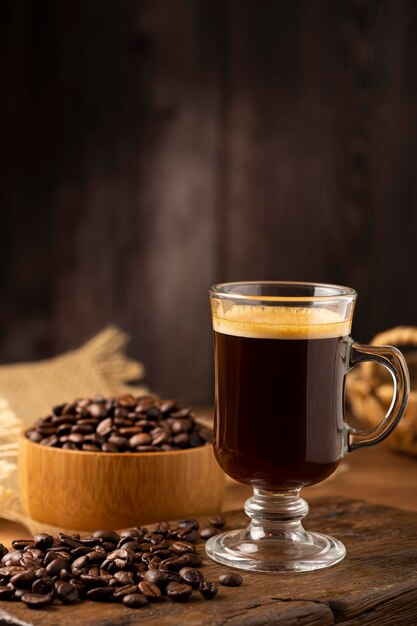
(206, 282, 410, 572)
(245, 489, 309, 542)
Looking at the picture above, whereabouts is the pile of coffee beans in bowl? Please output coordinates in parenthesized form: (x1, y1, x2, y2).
(25, 395, 212, 453)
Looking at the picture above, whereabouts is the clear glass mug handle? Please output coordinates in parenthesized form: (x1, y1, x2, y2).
(347, 341, 410, 451)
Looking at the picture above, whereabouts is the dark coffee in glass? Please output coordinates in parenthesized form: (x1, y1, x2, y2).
(214, 329, 349, 490)
(206, 283, 409, 572)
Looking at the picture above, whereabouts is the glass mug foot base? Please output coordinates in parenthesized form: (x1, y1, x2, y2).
(205, 528, 346, 572)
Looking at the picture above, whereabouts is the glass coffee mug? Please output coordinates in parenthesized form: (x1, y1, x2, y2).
(206, 282, 409, 572)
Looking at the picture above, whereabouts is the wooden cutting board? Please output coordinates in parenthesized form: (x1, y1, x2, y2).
(0, 497, 416, 626)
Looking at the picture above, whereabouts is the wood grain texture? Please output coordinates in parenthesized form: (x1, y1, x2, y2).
(1, 1, 417, 404)
(18, 436, 224, 531)
(1, 498, 417, 625)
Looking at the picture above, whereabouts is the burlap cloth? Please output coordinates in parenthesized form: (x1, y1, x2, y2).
(0, 326, 147, 525)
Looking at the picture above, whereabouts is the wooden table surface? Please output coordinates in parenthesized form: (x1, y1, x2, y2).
(1, 441, 416, 544)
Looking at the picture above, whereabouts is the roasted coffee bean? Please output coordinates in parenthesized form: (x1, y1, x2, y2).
(82, 443, 100, 452)
(135, 398, 154, 412)
(0, 566, 26, 577)
(119, 426, 142, 436)
(218, 573, 243, 587)
(78, 535, 100, 547)
(171, 433, 190, 447)
(171, 419, 191, 434)
(10, 570, 36, 588)
(199, 581, 218, 600)
(33, 533, 54, 551)
(35, 568, 48, 579)
(178, 517, 200, 530)
(24, 548, 43, 559)
(151, 428, 170, 445)
(21, 592, 53, 608)
(119, 527, 146, 540)
(200, 527, 219, 540)
(26, 430, 43, 443)
(99, 542, 116, 553)
(176, 528, 199, 543)
(44, 551, 71, 566)
(113, 584, 138, 600)
(62, 443, 78, 450)
(102, 443, 119, 452)
(122, 592, 148, 608)
(60, 569, 72, 581)
(208, 515, 226, 529)
(113, 571, 134, 586)
(37, 425, 58, 436)
(86, 550, 106, 564)
(171, 541, 196, 555)
(120, 541, 143, 553)
(182, 553, 203, 567)
(70, 578, 86, 592)
(129, 433, 151, 447)
(159, 555, 190, 571)
(0, 545, 7, 559)
(21, 557, 42, 570)
(179, 567, 204, 588)
(80, 574, 109, 588)
(100, 559, 119, 574)
(138, 580, 161, 601)
(46, 545, 72, 553)
(77, 418, 99, 427)
(46, 558, 68, 577)
(55, 581, 78, 603)
(151, 521, 171, 535)
(166, 581, 193, 602)
(68, 433, 84, 444)
(71, 555, 89, 572)
(11, 539, 34, 550)
(107, 435, 129, 450)
(32, 577, 54, 595)
(72, 424, 94, 435)
(71, 547, 91, 559)
(1, 550, 22, 565)
(86, 586, 114, 601)
(157, 399, 178, 413)
(87, 403, 107, 419)
(143, 568, 170, 588)
(106, 549, 133, 565)
(40, 435, 59, 447)
(96, 417, 113, 436)
(93, 530, 119, 544)
(0, 585, 13, 599)
(58, 533, 84, 548)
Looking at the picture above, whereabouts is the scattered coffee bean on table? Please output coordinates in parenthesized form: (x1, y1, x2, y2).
(208, 515, 226, 529)
(218, 572, 243, 587)
(25, 395, 212, 452)
(0, 517, 242, 610)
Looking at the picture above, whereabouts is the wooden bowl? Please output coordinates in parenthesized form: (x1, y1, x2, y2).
(19, 436, 225, 532)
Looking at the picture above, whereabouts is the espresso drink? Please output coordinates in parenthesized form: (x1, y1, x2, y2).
(213, 305, 351, 490)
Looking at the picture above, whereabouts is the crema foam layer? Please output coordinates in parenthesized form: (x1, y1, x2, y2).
(213, 304, 351, 339)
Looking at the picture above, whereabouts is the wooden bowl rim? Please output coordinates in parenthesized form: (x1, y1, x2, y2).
(19, 434, 213, 458)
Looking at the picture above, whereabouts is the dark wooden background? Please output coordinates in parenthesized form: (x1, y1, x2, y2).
(1, 0, 417, 404)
